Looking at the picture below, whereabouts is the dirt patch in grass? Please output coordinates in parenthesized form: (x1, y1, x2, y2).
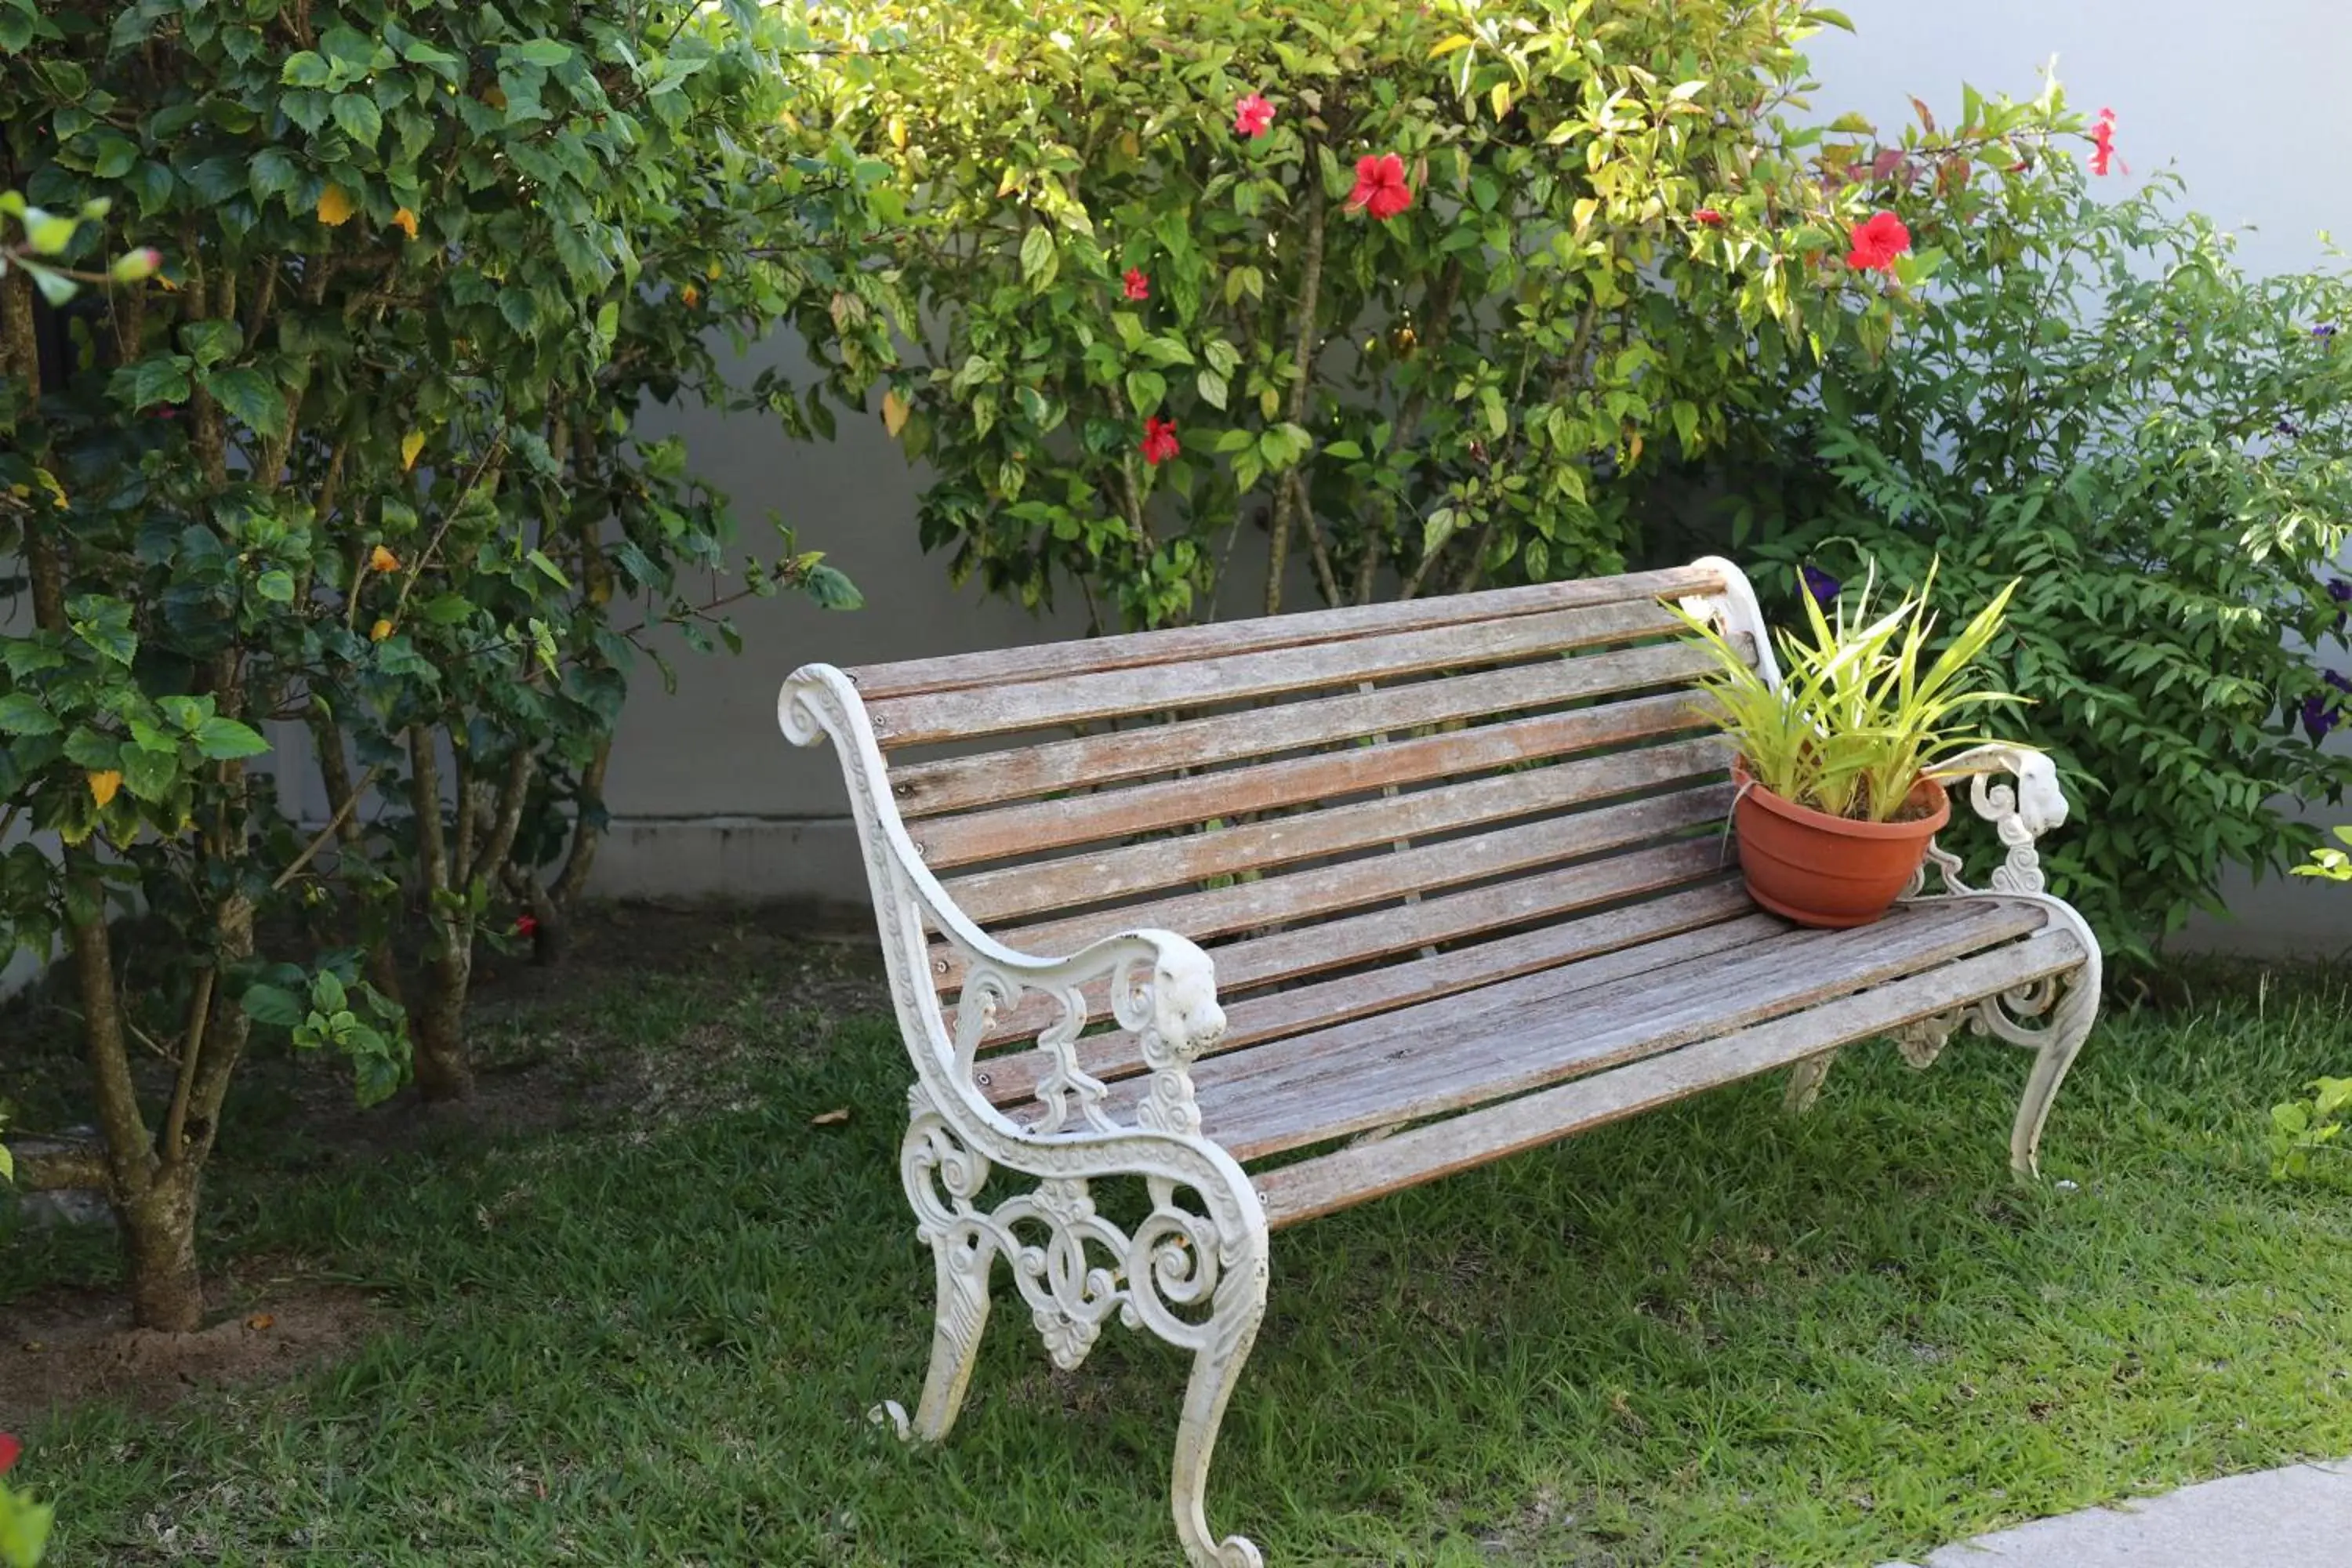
(0, 1271, 385, 1429)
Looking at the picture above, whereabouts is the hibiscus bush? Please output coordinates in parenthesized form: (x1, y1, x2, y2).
(808, 0, 2084, 627)
(1686, 125, 2352, 963)
(2, 0, 885, 1328)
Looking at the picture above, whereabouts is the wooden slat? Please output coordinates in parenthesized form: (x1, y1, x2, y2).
(978, 887, 1773, 1109)
(935, 784, 1735, 989)
(846, 563, 1728, 701)
(915, 691, 1711, 871)
(1196, 897, 2049, 1160)
(1252, 927, 2089, 1226)
(889, 640, 1723, 820)
(969, 839, 1742, 1047)
(946, 735, 1730, 925)
(866, 599, 1687, 749)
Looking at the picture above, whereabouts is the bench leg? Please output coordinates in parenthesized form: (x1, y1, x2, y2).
(1783, 1047, 1841, 1113)
(2008, 969, 2100, 1180)
(1170, 1248, 1269, 1568)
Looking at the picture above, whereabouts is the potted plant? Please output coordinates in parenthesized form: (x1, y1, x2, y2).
(1677, 564, 2024, 928)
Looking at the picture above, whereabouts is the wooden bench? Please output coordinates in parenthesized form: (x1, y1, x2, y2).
(779, 557, 2101, 1568)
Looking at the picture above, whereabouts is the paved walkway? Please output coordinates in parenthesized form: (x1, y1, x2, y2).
(1879, 1457, 2352, 1566)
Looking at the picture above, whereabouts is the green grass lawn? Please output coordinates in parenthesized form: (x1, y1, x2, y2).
(5, 922, 2351, 1566)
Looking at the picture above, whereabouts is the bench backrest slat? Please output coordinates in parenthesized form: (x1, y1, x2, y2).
(890, 639, 1719, 820)
(846, 562, 1726, 701)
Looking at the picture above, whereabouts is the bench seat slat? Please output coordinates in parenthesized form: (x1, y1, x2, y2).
(889, 640, 1722, 820)
(1190, 896, 2049, 1160)
(975, 886, 1773, 1108)
(1251, 924, 2087, 1226)
(867, 599, 1687, 749)
(936, 785, 1732, 989)
(847, 562, 1728, 702)
(945, 735, 1730, 924)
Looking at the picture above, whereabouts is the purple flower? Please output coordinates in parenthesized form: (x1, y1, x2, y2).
(2306, 670, 2352, 742)
(2278, 419, 2303, 437)
(2314, 322, 2339, 340)
(1800, 564, 1841, 609)
(2332, 579, 2352, 636)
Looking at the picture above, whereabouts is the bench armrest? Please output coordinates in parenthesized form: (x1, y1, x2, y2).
(1918, 743, 2069, 897)
(779, 663, 1228, 1140)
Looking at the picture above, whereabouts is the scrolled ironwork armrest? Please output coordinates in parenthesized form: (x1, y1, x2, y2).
(949, 927, 1227, 1139)
(1916, 743, 2068, 896)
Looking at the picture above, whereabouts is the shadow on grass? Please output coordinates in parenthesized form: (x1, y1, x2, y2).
(7, 943, 2352, 1566)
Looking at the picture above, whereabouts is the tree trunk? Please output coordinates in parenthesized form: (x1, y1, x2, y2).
(119, 1171, 203, 1333)
(412, 934, 476, 1102)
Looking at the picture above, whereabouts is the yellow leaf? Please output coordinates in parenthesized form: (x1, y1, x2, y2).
(1490, 82, 1512, 122)
(370, 545, 401, 573)
(370, 619, 394, 642)
(880, 389, 909, 437)
(34, 467, 67, 508)
(1117, 130, 1140, 159)
(706, 261, 721, 281)
(88, 770, 123, 808)
(245, 1312, 276, 1331)
(681, 284, 700, 308)
(317, 185, 357, 227)
(400, 430, 425, 471)
(996, 165, 1021, 198)
(1428, 33, 1475, 57)
(810, 1108, 851, 1127)
(392, 207, 419, 240)
(1627, 431, 1644, 469)
(887, 113, 907, 151)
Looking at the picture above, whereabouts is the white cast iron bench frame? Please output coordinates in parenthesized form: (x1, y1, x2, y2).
(780, 557, 2101, 1568)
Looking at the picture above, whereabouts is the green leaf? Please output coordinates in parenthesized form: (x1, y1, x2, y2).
(241, 983, 306, 1028)
(507, 38, 574, 67)
(249, 147, 300, 203)
(0, 694, 59, 735)
(192, 716, 270, 760)
(1323, 439, 1365, 459)
(205, 367, 285, 436)
(331, 93, 383, 147)
(1196, 368, 1229, 410)
(182, 319, 241, 369)
(120, 744, 179, 803)
(1018, 225, 1057, 288)
(314, 968, 348, 1013)
(1123, 368, 1167, 416)
(253, 568, 296, 604)
(114, 355, 191, 412)
(281, 50, 331, 87)
(804, 563, 864, 610)
(524, 548, 572, 588)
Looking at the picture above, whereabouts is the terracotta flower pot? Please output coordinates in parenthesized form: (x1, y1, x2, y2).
(1731, 763, 1950, 929)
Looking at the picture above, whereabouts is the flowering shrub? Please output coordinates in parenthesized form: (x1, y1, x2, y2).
(2, 0, 886, 1329)
(1694, 106, 2352, 964)
(809, 1, 2075, 627)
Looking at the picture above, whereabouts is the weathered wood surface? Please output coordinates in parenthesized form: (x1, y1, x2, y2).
(931, 785, 1733, 990)
(975, 884, 1767, 1107)
(890, 639, 1722, 819)
(866, 599, 1689, 748)
(1251, 925, 2087, 1226)
(968, 840, 1739, 1051)
(915, 691, 1711, 870)
(945, 736, 1729, 924)
(1193, 897, 2048, 1159)
(846, 562, 1727, 702)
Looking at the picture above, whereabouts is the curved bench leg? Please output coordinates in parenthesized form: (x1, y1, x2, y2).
(1783, 1047, 1841, 1114)
(913, 1228, 996, 1440)
(1171, 1257, 1270, 1568)
(2009, 974, 2100, 1180)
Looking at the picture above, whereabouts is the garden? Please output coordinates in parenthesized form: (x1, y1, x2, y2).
(4, 1, 2351, 1564)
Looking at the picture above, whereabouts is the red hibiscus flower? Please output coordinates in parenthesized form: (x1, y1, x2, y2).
(1140, 416, 1180, 466)
(1693, 208, 1726, 227)
(0, 1432, 20, 1475)
(1845, 211, 1911, 273)
(514, 914, 539, 938)
(2089, 107, 2118, 176)
(1122, 267, 1151, 302)
(1347, 153, 1413, 221)
(1233, 94, 1275, 139)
